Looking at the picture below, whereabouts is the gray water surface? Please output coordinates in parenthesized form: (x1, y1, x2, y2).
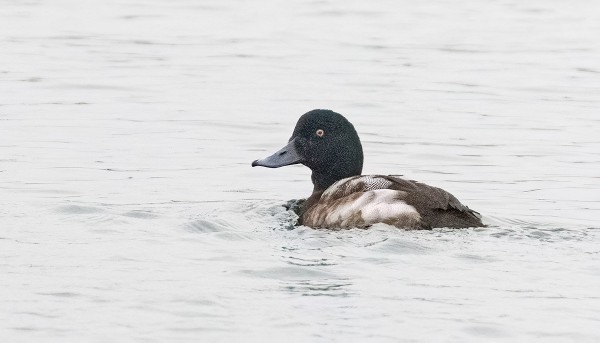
(1, 0, 600, 342)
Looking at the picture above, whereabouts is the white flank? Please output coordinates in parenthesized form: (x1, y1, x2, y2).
(315, 189, 421, 228)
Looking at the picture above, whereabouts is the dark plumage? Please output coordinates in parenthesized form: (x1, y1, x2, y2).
(252, 109, 484, 229)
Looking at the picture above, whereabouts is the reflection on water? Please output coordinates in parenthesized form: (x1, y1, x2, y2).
(2, 0, 600, 342)
(283, 279, 353, 297)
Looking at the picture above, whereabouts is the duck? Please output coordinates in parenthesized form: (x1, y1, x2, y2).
(251, 109, 484, 229)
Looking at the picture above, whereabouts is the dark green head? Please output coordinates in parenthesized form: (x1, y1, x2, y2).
(252, 109, 363, 191)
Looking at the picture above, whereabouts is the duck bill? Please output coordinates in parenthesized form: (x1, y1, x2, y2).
(252, 138, 302, 168)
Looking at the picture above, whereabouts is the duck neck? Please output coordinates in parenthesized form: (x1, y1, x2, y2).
(311, 170, 359, 193)
(311, 172, 337, 193)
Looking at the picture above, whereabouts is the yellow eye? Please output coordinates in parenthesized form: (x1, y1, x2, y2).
(315, 129, 325, 137)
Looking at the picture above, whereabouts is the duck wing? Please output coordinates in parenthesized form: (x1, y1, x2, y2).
(385, 175, 483, 228)
(319, 175, 483, 229)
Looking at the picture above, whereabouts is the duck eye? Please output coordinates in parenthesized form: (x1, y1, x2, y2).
(315, 129, 325, 138)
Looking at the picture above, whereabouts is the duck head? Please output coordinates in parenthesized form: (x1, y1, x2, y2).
(252, 109, 364, 192)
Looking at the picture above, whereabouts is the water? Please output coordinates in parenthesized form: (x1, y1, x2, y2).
(1, 0, 600, 341)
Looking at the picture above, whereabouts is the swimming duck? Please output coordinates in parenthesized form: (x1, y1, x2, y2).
(252, 109, 483, 229)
